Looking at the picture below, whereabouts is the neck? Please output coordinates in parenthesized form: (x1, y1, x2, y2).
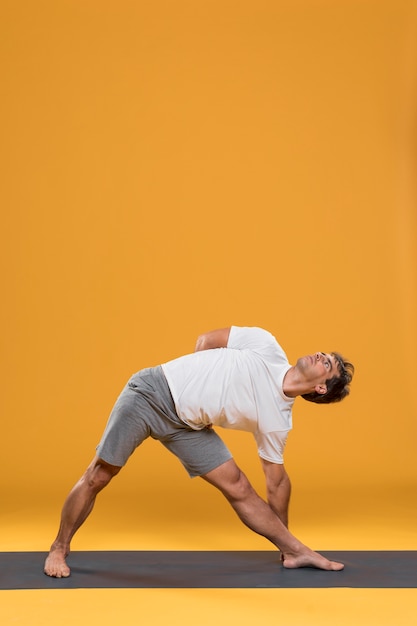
(283, 366, 312, 398)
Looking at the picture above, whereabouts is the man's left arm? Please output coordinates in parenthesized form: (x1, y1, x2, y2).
(260, 458, 291, 528)
(194, 328, 231, 352)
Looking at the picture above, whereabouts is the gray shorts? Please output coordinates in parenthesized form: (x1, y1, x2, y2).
(96, 366, 232, 477)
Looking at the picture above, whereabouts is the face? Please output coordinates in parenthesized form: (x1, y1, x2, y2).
(296, 352, 339, 392)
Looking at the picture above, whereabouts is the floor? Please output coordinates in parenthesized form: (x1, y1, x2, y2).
(1, 485, 416, 625)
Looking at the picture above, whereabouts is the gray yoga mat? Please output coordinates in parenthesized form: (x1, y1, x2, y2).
(1, 551, 416, 589)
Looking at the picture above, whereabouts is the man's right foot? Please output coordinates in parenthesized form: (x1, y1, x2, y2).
(44, 549, 71, 578)
(282, 546, 344, 571)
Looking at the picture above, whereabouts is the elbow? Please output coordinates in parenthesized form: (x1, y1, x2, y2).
(195, 335, 207, 352)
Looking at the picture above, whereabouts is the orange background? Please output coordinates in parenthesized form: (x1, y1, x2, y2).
(1, 1, 416, 624)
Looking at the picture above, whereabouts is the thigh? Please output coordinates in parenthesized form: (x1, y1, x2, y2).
(96, 385, 152, 467)
(160, 427, 233, 478)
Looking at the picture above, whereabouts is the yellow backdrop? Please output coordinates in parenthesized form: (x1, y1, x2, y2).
(1, 0, 416, 551)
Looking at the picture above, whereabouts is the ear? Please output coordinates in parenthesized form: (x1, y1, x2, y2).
(315, 383, 327, 396)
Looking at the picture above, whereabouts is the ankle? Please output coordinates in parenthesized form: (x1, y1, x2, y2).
(50, 541, 70, 555)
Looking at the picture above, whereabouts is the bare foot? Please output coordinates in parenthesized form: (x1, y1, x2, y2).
(282, 547, 344, 571)
(44, 548, 71, 578)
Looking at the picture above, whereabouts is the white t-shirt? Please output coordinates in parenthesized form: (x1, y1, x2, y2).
(161, 326, 294, 464)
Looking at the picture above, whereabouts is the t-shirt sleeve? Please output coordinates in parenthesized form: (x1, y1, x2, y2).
(253, 430, 289, 464)
(227, 326, 284, 361)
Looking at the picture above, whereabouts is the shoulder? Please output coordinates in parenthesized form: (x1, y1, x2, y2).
(228, 326, 288, 363)
(228, 326, 277, 347)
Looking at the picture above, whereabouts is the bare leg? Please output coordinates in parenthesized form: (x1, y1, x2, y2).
(44, 456, 121, 577)
(202, 459, 344, 571)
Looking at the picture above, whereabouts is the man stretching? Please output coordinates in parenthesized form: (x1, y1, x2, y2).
(44, 326, 354, 578)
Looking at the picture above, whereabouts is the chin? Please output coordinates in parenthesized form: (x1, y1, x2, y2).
(297, 356, 310, 369)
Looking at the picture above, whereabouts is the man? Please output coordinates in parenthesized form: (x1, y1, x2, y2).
(44, 326, 354, 578)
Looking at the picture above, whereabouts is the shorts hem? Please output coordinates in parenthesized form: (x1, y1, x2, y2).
(187, 452, 233, 478)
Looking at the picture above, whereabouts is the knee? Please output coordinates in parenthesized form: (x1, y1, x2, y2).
(222, 469, 253, 503)
(83, 459, 121, 492)
(203, 460, 254, 502)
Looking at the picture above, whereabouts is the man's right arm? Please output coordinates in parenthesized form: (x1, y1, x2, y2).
(195, 328, 231, 352)
(260, 458, 291, 528)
